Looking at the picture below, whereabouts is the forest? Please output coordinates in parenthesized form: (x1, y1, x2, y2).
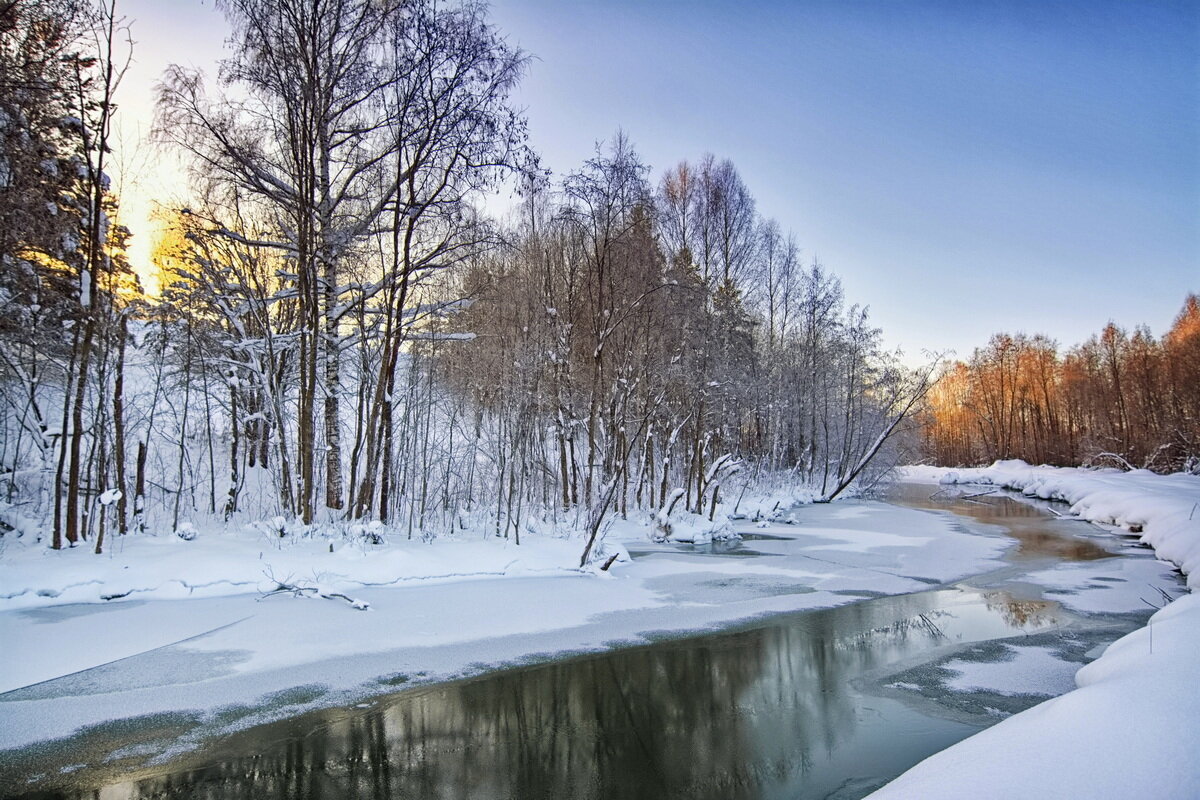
(920, 296, 1200, 473)
(0, 0, 936, 559)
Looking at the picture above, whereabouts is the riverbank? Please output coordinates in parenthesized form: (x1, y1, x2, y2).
(869, 462, 1200, 800)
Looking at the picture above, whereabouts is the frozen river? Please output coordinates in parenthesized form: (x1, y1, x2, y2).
(0, 485, 1184, 798)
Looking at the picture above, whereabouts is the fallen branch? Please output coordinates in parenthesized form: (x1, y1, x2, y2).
(260, 569, 370, 610)
(319, 591, 371, 610)
(1086, 451, 1135, 471)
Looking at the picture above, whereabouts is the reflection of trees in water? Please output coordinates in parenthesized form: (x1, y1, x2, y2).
(94, 602, 961, 800)
(1005, 527, 1110, 561)
(983, 590, 1058, 628)
(891, 484, 1110, 561)
(892, 483, 1042, 520)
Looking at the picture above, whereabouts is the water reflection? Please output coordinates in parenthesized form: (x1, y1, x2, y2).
(33, 588, 1056, 800)
(890, 483, 1111, 561)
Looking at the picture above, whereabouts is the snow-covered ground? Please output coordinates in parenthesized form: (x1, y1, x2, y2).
(0, 491, 1011, 757)
(869, 462, 1200, 800)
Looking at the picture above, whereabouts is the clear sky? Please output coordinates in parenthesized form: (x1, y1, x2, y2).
(116, 0, 1199, 360)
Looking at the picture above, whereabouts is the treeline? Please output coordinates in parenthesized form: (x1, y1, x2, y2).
(921, 296, 1200, 473)
(441, 139, 932, 555)
(0, 0, 932, 557)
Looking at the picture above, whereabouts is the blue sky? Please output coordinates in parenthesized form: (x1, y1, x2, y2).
(121, 0, 1198, 359)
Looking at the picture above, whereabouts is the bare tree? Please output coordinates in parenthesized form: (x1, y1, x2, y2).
(158, 0, 527, 524)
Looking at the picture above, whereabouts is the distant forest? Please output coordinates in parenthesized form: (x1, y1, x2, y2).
(921, 295, 1200, 473)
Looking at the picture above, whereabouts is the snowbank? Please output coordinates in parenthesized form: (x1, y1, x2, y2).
(0, 483, 820, 612)
(870, 462, 1200, 799)
(0, 523, 616, 611)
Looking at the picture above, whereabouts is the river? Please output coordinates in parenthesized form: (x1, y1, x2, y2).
(0, 485, 1184, 799)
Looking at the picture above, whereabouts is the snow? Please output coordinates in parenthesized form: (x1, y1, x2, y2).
(942, 645, 1079, 697)
(0, 529, 595, 611)
(868, 462, 1200, 800)
(0, 494, 1010, 753)
(1021, 557, 1181, 615)
(405, 331, 477, 341)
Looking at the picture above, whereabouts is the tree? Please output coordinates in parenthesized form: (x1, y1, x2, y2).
(158, 0, 527, 523)
(921, 296, 1200, 473)
(0, 0, 137, 549)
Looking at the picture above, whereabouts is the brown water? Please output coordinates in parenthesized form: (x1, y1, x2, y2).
(891, 482, 1113, 562)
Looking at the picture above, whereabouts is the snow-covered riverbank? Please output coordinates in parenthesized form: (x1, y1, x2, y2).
(0, 488, 818, 613)
(870, 462, 1200, 800)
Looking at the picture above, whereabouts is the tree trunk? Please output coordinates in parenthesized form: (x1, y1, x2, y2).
(112, 315, 128, 535)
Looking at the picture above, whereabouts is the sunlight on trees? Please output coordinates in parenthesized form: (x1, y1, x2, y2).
(921, 296, 1200, 473)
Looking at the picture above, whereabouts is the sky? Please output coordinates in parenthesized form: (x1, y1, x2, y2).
(115, 0, 1199, 361)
